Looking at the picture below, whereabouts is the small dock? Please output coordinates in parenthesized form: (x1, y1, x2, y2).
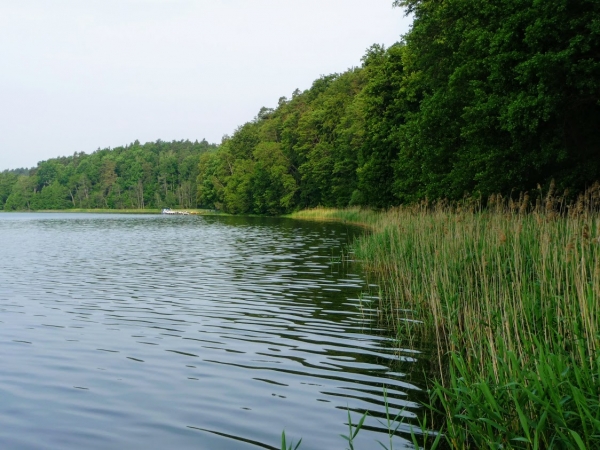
(161, 208, 191, 215)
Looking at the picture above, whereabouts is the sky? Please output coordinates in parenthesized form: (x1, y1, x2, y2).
(0, 0, 412, 170)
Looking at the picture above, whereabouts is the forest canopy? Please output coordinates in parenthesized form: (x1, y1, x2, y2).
(0, 140, 216, 211)
(196, 0, 600, 213)
(2, 0, 598, 213)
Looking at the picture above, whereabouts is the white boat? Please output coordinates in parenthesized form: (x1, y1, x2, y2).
(162, 208, 190, 215)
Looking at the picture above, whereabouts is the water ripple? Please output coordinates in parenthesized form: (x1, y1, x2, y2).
(0, 213, 427, 450)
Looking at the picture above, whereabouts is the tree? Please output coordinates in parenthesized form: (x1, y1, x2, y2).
(393, 0, 600, 199)
(252, 142, 297, 214)
(5, 175, 37, 210)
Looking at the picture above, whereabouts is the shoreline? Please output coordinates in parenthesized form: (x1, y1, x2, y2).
(0, 208, 227, 215)
(2, 205, 597, 447)
(287, 205, 600, 449)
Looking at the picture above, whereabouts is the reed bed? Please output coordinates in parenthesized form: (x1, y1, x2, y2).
(291, 187, 600, 449)
(287, 206, 382, 228)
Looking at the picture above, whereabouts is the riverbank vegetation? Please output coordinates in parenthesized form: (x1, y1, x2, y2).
(195, 0, 599, 214)
(0, 139, 216, 211)
(3, 2, 598, 216)
(1, 208, 222, 215)
(1, 1, 599, 446)
(292, 188, 600, 448)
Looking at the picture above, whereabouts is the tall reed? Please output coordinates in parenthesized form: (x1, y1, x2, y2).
(294, 186, 600, 448)
(287, 206, 382, 228)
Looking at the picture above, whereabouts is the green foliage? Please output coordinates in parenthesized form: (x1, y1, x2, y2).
(347, 193, 600, 448)
(0, 140, 216, 211)
(0, 171, 20, 210)
(340, 409, 368, 450)
(4, 175, 37, 211)
(358, 43, 410, 207)
(196, 70, 368, 214)
(280, 431, 302, 450)
(252, 142, 296, 214)
(433, 345, 600, 449)
(2, 3, 599, 215)
(394, 0, 600, 200)
(195, 0, 599, 214)
(36, 181, 71, 210)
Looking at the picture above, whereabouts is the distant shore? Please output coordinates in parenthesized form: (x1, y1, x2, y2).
(0, 208, 227, 215)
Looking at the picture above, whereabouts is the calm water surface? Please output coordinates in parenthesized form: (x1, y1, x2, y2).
(0, 213, 425, 449)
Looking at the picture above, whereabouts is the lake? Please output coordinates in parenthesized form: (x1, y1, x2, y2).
(0, 213, 425, 449)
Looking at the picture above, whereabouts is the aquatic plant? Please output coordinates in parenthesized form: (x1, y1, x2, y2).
(292, 186, 600, 448)
(340, 409, 368, 450)
(280, 430, 302, 450)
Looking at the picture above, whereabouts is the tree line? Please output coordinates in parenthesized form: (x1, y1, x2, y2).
(197, 0, 599, 213)
(2, 0, 598, 213)
(0, 140, 216, 211)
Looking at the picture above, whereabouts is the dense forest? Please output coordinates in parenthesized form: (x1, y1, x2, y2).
(0, 140, 216, 211)
(197, 0, 600, 213)
(1, 0, 599, 213)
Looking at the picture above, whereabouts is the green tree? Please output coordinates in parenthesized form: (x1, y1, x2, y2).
(358, 44, 410, 206)
(393, 0, 600, 199)
(0, 171, 19, 209)
(5, 175, 37, 210)
(35, 181, 71, 210)
(223, 159, 254, 214)
(252, 142, 297, 214)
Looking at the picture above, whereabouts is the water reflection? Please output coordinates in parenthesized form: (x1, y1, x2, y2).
(0, 213, 425, 450)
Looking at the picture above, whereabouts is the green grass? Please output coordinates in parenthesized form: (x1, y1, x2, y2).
(290, 189, 600, 449)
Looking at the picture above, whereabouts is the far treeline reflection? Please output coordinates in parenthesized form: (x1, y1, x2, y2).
(1, 1, 599, 213)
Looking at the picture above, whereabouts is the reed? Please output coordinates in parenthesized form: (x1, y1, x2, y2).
(287, 206, 381, 228)
(292, 186, 600, 448)
(280, 431, 302, 450)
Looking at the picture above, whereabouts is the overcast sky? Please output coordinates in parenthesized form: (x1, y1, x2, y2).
(0, 0, 411, 170)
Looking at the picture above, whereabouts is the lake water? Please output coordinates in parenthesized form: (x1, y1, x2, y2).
(0, 213, 425, 449)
